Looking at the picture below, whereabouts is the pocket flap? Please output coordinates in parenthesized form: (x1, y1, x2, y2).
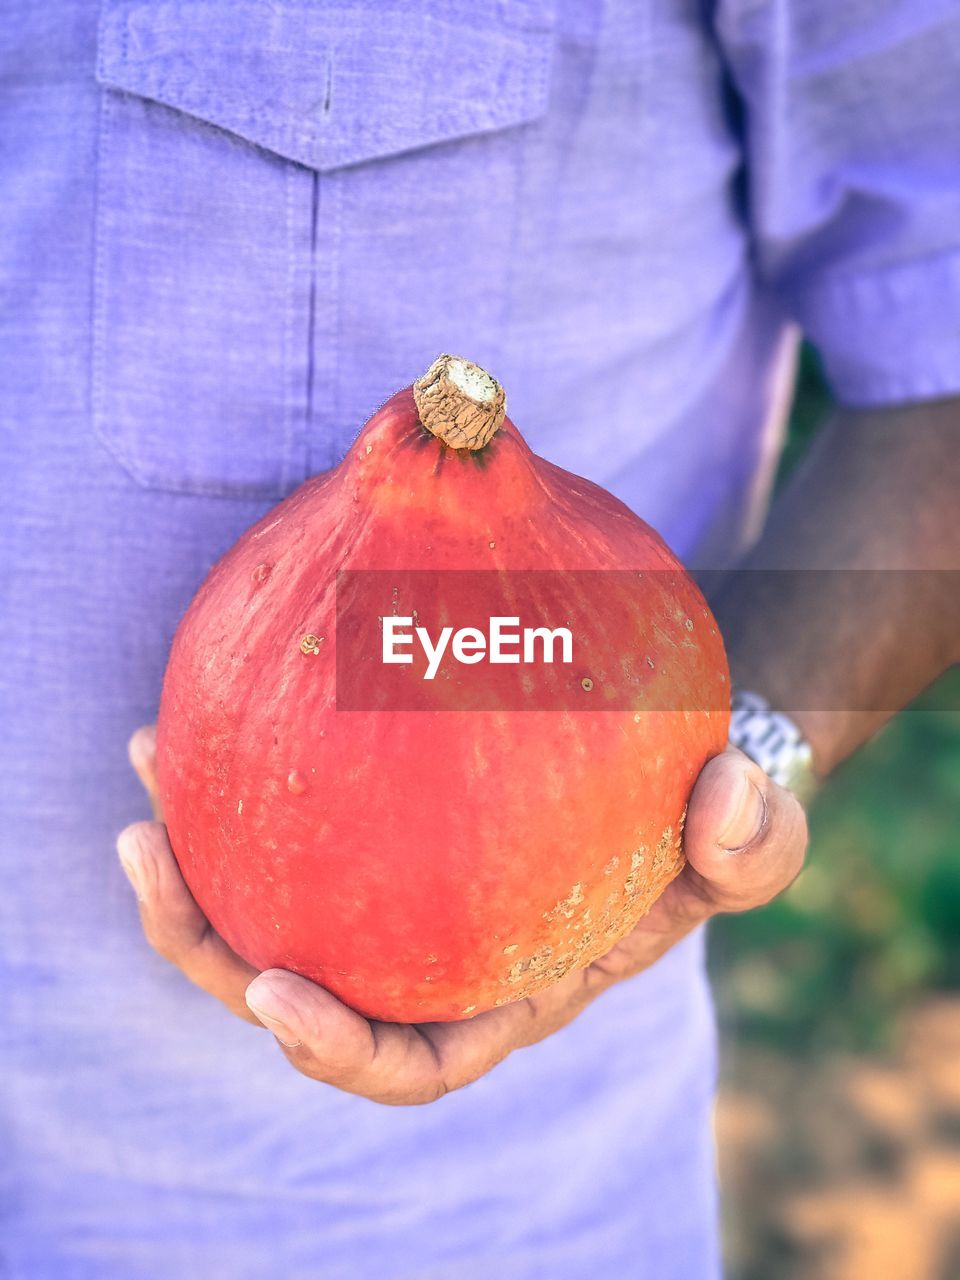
(96, 0, 555, 172)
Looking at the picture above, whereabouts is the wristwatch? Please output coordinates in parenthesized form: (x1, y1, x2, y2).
(728, 688, 818, 806)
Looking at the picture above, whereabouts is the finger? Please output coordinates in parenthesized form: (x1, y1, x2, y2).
(117, 820, 261, 1024)
(128, 724, 162, 820)
(245, 968, 575, 1105)
(682, 746, 808, 912)
(245, 970, 448, 1103)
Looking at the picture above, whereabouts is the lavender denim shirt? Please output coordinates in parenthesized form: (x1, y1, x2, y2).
(2, 2, 959, 1277)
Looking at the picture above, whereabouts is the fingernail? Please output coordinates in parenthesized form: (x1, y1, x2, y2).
(117, 829, 147, 900)
(246, 980, 302, 1048)
(718, 774, 767, 852)
(127, 726, 156, 773)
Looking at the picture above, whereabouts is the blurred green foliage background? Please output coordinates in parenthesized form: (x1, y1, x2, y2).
(709, 348, 960, 1054)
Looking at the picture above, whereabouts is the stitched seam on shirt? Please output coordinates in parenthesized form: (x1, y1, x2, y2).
(89, 89, 174, 494)
(97, 3, 557, 162)
(495, 92, 532, 381)
(280, 162, 296, 495)
(304, 171, 320, 452)
(90, 89, 303, 501)
(494, 7, 556, 376)
(328, 172, 344, 468)
(109, 79, 541, 142)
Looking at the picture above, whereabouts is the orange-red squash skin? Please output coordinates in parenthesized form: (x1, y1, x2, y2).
(157, 380, 730, 1022)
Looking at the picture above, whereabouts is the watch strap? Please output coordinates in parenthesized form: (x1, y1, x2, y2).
(728, 688, 818, 805)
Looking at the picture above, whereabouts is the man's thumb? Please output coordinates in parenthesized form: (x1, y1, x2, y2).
(683, 747, 808, 911)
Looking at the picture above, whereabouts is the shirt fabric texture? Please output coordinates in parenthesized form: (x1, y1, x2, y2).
(2, 2, 959, 1277)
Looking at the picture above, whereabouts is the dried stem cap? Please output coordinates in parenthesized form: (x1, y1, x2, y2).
(413, 354, 506, 451)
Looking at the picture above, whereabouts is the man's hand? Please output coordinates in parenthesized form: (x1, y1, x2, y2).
(118, 724, 807, 1106)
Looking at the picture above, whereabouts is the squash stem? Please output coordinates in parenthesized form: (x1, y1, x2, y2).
(413, 354, 506, 451)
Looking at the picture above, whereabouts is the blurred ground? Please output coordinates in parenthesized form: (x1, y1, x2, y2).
(710, 351, 960, 1278)
(716, 996, 960, 1280)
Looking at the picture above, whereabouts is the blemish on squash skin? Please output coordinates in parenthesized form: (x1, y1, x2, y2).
(623, 847, 647, 897)
(507, 943, 554, 986)
(251, 562, 272, 584)
(501, 818, 687, 1000)
(543, 882, 584, 922)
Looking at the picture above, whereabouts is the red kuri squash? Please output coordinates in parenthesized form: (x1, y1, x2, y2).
(157, 356, 729, 1022)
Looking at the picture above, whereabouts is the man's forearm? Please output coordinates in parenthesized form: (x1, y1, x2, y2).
(711, 396, 960, 777)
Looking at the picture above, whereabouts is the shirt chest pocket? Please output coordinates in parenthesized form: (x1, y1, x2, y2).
(93, 0, 555, 499)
